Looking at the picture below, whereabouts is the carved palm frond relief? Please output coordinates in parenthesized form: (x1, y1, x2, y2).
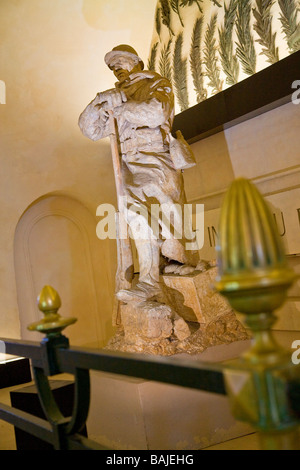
(236, 0, 257, 75)
(218, 0, 240, 86)
(160, 0, 175, 36)
(171, 0, 185, 26)
(253, 0, 279, 64)
(159, 38, 173, 82)
(204, 13, 223, 93)
(148, 42, 159, 71)
(278, 0, 300, 53)
(148, 0, 299, 110)
(190, 16, 207, 102)
(173, 32, 189, 111)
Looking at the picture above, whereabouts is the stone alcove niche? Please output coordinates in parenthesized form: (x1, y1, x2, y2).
(14, 193, 114, 348)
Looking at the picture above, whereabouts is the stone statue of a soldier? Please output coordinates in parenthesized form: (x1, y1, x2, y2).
(78, 45, 249, 355)
(79, 45, 201, 305)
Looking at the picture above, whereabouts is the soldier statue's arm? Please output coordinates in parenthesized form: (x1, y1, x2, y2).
(113, 77, 174, 129)
(78, 88, 126, 141)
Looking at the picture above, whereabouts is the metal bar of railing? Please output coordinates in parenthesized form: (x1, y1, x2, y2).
(0, 337, 227, 450)
(0, 399, 110, 450)
(0, 402, 53, 444)
(67, 434, 110, 450)
(1, 338, 43, 367)
(56, 346, 227, 395)
(0, 337, 227, 394)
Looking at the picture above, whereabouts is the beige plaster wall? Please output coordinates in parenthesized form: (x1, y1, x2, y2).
(0, 0, 157, 341)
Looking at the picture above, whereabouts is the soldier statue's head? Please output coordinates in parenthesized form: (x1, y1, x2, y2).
(104, 44, 144, 82)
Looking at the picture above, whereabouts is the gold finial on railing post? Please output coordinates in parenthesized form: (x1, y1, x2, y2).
(215, 178, 300, 450)
(28, 285, 77, 338)
(28, 286, 77, 376)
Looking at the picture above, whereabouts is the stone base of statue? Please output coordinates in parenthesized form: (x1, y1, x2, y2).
(106, 267, 250, 356)
(87, 340, 254, 450)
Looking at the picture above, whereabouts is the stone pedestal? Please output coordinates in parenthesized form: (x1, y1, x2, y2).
(87, 340, 253, 450)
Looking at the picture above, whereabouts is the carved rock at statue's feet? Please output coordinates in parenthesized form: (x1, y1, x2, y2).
(121, 300, 174, 344)
(105, 299, 192, 355)
(105, 266, 250, 356)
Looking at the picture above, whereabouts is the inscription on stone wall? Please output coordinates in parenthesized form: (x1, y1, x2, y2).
(198, 188, 300, 260)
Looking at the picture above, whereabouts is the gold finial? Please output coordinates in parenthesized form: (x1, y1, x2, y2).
(28, 285, 77, 337)
(215, 178, 296, 317)
(215, 178, 300, 449)
(37, 285, 61, 313)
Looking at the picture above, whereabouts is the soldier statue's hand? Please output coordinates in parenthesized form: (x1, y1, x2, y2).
(98, 107, 109, 125)
(96, 89, 127, 111)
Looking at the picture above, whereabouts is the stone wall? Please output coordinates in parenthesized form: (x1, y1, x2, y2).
(184, 101, 300, 331)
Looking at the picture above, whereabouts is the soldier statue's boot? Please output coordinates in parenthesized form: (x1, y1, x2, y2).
(116, 281, 162, 303)
(116, 236, 167, 303)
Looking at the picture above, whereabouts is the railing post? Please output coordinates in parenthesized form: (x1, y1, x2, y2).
(215, 178, 300, 450)
(27, 286, 90, 449)
(28, 285, 77, 375)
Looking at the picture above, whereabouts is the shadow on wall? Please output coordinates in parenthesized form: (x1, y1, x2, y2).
(14, 193, 115, 348)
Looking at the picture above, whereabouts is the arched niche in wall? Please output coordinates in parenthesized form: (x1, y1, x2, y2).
(14, 193, 114, 348)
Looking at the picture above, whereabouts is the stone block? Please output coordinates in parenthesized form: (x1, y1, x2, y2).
(163, 266, 231, 324)
(87, 340, 254, 450)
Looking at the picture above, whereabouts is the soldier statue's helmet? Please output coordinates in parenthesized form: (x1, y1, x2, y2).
(104, 44, 144, 71)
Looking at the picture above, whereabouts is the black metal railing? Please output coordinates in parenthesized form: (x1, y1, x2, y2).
(1, 332, 300, 451)
(2, 178, 300, 450)
(0, 335, 227, 450)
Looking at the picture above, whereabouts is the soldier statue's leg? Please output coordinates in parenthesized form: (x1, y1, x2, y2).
(116, 205, 162, 302)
